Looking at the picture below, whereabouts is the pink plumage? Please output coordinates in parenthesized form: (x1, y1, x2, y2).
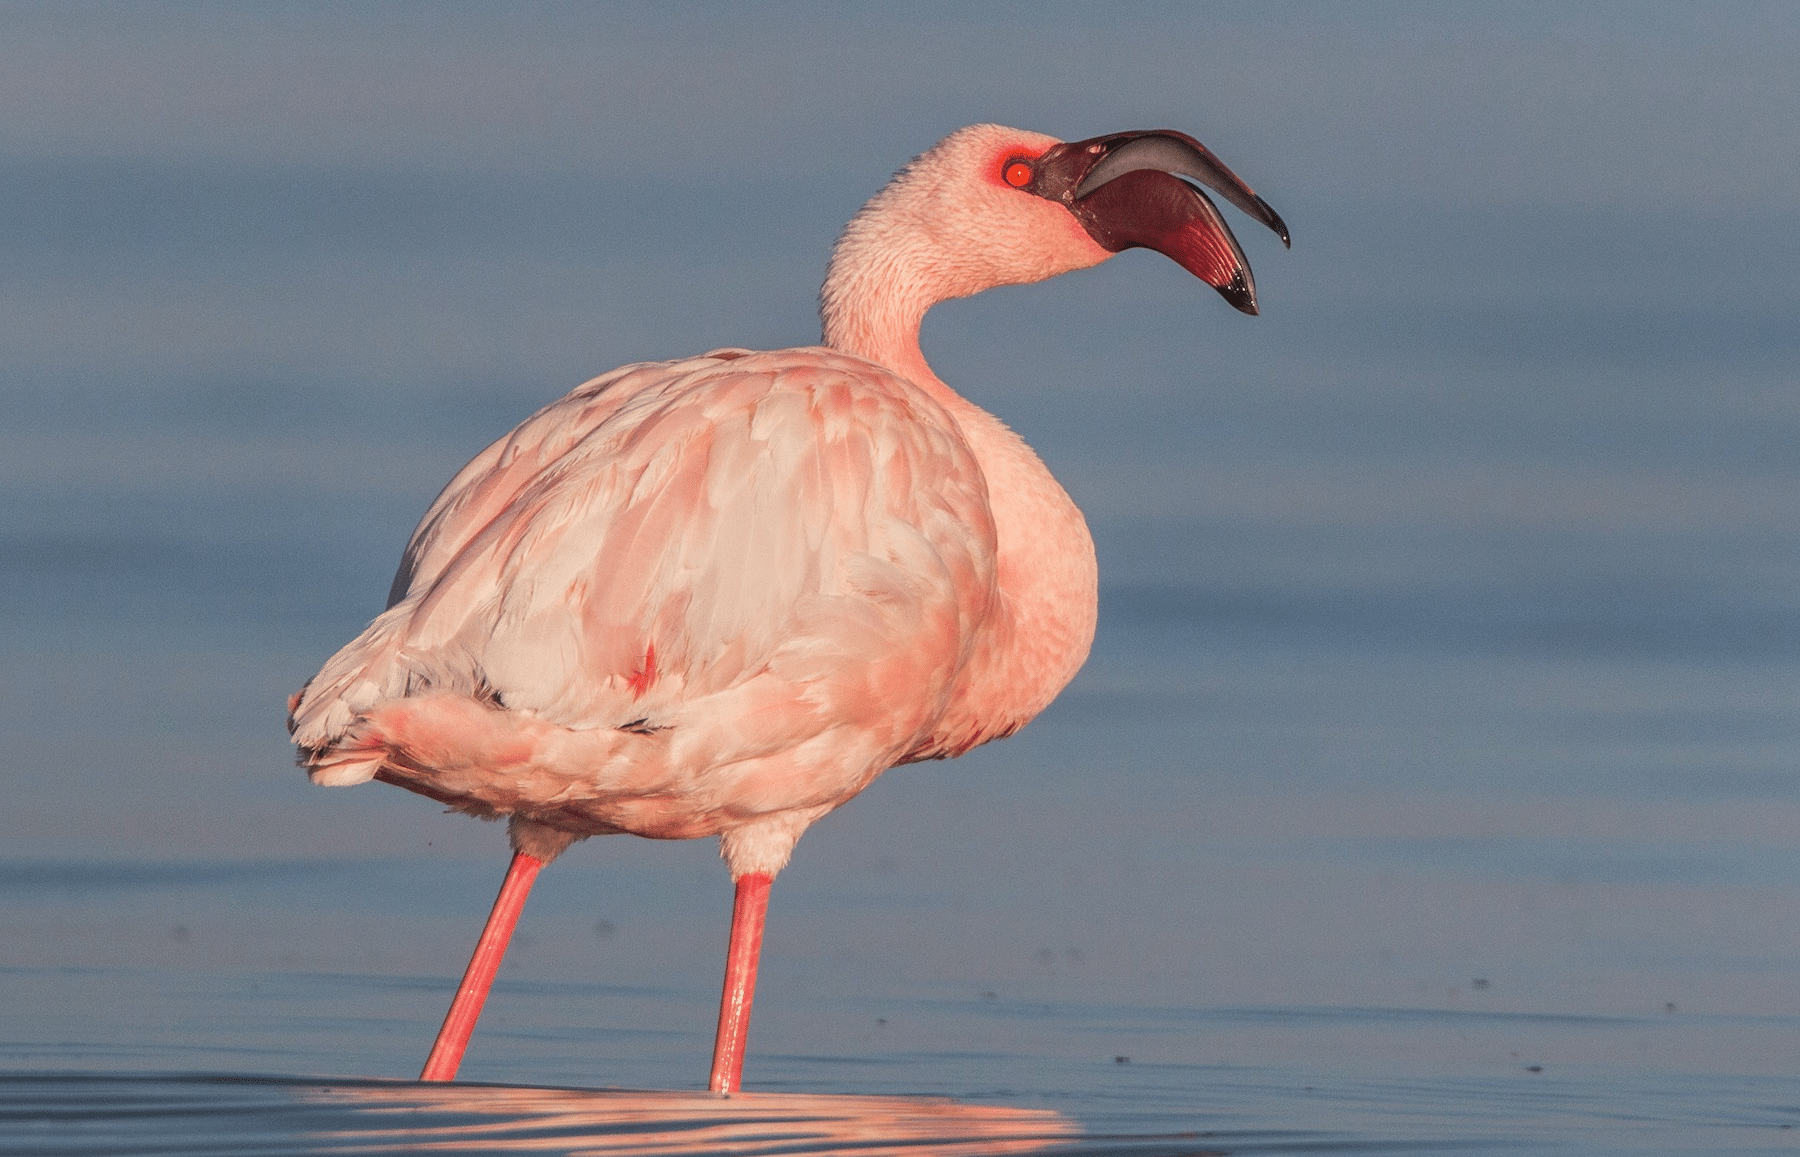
(289, 123, 1285, 1091)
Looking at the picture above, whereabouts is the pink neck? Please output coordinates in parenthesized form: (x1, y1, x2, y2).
(821, 255, 947, 399)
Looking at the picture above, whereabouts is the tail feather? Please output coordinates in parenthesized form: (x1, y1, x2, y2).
(308, 752, 386, 787)
(289, 604, 427, 773)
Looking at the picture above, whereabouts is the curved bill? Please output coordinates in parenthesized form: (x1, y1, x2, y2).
(1031, 129, 1288, 315)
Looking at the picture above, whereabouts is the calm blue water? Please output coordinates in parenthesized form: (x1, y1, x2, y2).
(5, 7, 1800, 1152)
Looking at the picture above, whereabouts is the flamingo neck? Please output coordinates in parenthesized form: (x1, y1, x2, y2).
(820, 248, 942, 398)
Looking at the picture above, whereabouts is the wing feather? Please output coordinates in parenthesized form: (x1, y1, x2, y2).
(292, 347, 998, 804)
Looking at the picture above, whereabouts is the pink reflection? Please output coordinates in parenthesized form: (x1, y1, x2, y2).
(303, 1082, 1078, 1155)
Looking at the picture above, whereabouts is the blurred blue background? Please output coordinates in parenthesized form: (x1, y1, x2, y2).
(2, 3, 1799, 1147)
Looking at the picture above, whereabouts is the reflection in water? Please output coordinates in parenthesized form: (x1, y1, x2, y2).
(303, 1082, 1079, 1156)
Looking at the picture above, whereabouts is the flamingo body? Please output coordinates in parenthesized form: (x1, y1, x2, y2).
(289, 123, 1286, 1088)
(292, 343, 1086, 874)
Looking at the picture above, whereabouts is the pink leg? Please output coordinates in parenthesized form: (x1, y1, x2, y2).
(419, 851, 544, 1081)
(707, 871, 772, 1094)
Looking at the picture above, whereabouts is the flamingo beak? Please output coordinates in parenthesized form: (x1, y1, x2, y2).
(1030, 130, 1289, 315)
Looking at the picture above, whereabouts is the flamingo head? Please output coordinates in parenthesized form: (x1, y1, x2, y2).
(823, 124, 1288, 354)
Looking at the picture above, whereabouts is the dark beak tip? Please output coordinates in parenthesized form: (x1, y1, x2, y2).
(1259, 201, 1292, 249)
(1216, 282, 1260, 314)
(1217, 277, 1259, 316)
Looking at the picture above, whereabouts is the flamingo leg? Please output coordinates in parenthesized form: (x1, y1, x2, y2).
(707, 871, 772, 1093)
(419, 850, 545, 1081)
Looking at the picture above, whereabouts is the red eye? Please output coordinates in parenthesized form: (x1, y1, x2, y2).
(1002, 158, 1034, 188)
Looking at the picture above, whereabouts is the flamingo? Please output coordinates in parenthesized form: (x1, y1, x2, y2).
(288, 123, 1286, 1093)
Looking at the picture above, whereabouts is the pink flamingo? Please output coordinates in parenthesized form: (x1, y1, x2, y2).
(289, 124, 1286, 1093)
